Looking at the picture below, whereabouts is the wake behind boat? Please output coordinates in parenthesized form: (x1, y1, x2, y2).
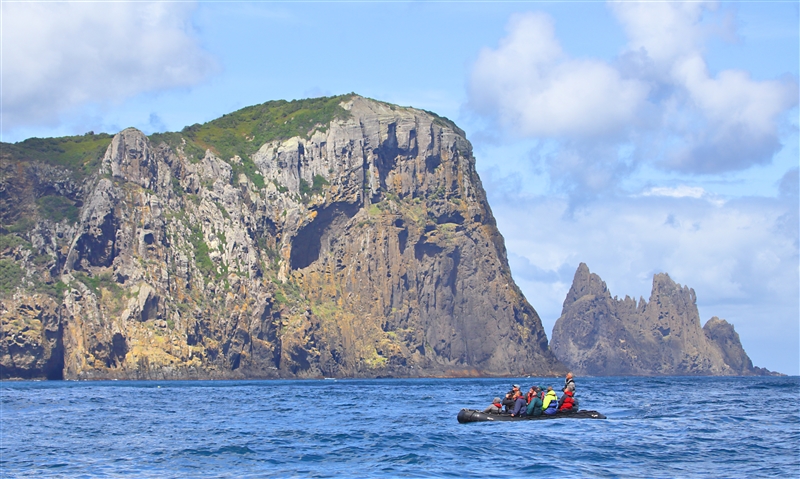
(457, 408, 606, 423)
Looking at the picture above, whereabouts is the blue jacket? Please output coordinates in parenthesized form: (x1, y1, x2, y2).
(511, 396, 527, 416)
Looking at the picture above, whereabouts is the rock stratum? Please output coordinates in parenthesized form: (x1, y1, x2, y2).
(0, 95, 564, 380)
(551, 263, 777, 376)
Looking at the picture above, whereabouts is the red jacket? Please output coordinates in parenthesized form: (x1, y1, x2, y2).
(559, 390, 575, 411)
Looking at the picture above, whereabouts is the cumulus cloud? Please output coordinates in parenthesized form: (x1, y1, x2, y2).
(1, 2, 216, 132)
(468, 2, 798, 194)
(612, 2, 799, 174)
(469, 12, 650, 139)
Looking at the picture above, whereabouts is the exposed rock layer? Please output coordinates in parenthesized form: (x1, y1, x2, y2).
(1, 95, 564, 379)
(550, 263, 775, 376)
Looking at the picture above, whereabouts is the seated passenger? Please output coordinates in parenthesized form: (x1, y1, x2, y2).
(483, 397, 503, 414)
(502, 384, 520, 413)
(558, 389, 576, 412)
(542, 386, 559, 415)
(526, 386, 543, 416)
(510, 390, 528, 417)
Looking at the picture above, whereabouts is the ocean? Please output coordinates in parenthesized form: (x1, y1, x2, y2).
(1, 376, 798, 478)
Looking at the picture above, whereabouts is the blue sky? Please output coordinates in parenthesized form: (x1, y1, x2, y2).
(2, 1, 798, 374)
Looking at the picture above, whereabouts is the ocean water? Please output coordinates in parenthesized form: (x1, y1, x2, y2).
(1, 376, 798, 478)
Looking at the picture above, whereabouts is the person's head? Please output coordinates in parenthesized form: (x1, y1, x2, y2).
(547, 386, 553, 392)
(493, 397, 501, 404)
(566, 372, 573, 380)
(512, 384, 520, 391)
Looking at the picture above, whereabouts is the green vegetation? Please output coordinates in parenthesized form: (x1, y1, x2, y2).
(368, 204, 382, 216)
(148, 131, 206, 163)
(73, 271, 121, 297)
(214, 201, 231, 220)
(172, 176, 184, 197)
(272, 180, 289, 193)
(36, 195, 80, 223)
(33, 280, 68, 298)
(311, 174, 329, 194)
(149, 95, 352, 188)
(0, 259, 23, 295)
(189, 226, 216, 279)
(422, 109, 465, 136)
(3, 132, 113, 180)
(0, 234, 28, 252)
(233, 155, 266, 188)
(299, 179, 310, 197)
(299, 174, 330, 202)
(271, 277, 304, 306)
(5, 217, 35, 234)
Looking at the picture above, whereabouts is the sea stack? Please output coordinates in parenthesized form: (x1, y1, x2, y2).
(550, 263, 774, 376)
(0, 94, 564, 380)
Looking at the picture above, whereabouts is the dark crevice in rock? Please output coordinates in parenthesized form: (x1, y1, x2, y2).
(290, 202, 359, 270)
(435, 210, 464, 225)
(289, 345, 311, 374)
(446, 248, 461, 296)
(425, 154, 441, 173)
(44, 321, 65, 380)
(397, 224, 408, 255)
(414, 237, 443, 261)
(372, 122, 400, 191)
(111, 332, 127, 366)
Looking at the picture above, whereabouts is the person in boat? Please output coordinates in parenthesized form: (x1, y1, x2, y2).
(558, 389, 577, 412)
(509, 390, 528, 417)
(542, 386, 559, 415)
(502, 384, 521, 413)
(483, 397, 503, 414)
(563, 372, 576, 394)
(525, 386, 543, 417)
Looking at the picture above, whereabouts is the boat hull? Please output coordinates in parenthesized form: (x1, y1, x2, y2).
(457, 408, 606, 423)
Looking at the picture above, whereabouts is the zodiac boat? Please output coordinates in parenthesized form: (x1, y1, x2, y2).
(457, 408, 606, 423)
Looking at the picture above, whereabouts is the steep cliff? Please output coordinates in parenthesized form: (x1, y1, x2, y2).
(550, 263, 773, 376)
(0, 95, 564, 380)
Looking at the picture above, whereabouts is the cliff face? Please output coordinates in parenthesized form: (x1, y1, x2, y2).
(550, 263, 771, 376)
(1, 95, 563, 380)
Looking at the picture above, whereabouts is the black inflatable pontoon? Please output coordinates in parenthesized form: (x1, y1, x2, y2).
(457, 408, 606, 423)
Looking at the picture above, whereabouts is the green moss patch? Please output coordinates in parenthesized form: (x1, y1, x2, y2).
(2, 132, 112, 180)
(36, 195, 80, 223)
(0, 259, 24, 295)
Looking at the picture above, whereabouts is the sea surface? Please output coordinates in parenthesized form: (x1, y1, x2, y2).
(1, 376, 798, 478)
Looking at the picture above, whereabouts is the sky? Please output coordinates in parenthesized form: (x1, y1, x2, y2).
(2, 0, 798, 374)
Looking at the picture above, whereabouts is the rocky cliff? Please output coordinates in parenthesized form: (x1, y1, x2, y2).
(0, 94, 564, 380)
(550, 263, 774, 376)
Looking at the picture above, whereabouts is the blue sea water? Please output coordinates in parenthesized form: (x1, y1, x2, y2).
(1, 376, 798, 478)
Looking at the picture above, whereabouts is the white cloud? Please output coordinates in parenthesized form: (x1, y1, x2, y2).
(468, 3, 798, 189)
(469, 12, 650, 139)
(609, 1, 712, 68)
(611, 2, 798, 174)
(664, 54, 798, 173)
(1, 2, 217, 132)
(641, 185, 707, 199)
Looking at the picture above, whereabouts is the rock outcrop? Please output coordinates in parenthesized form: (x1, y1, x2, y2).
(0, 95, 564, 380)
(550, 263, 774, 376)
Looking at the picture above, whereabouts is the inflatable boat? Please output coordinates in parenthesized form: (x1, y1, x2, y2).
(457, 408, 606, 423)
